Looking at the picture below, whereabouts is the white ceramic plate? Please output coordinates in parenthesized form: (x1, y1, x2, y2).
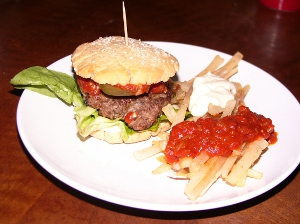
(17, 42, 300, 211)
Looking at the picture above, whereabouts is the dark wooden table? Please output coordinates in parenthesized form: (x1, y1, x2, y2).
(1, 0, 299, 223)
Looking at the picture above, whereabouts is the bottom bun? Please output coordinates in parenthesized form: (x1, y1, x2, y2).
(90, 122, 171, 144)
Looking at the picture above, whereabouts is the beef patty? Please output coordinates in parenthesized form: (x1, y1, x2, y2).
(83, 85, 172, 131)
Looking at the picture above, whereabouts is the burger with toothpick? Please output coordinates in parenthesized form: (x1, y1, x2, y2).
(71, 36, 179, 143)
(10, 3, 180, 144)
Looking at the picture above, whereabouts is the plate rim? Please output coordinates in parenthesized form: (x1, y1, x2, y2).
(16, 41, 300, 211)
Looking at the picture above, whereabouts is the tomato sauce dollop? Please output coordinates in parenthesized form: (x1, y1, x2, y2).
(115, 81, 168, 95)
(114, 83, 150, 95)
(77, 75, 168, 96)
(76, 76, 101, 96)
(164, 106, 277, 164)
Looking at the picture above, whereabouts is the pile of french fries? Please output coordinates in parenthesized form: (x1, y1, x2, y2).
(134, 52, 270, 201)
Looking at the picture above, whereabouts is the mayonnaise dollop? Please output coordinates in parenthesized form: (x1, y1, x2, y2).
(188, 72, 236, 116)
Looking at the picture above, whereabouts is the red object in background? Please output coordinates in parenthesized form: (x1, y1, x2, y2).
(260, 0, 300, 11)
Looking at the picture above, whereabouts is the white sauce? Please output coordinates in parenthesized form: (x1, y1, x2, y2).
(188, 72, 236, 116)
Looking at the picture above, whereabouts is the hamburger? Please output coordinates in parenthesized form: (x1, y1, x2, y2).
(71, 36, 179, 143)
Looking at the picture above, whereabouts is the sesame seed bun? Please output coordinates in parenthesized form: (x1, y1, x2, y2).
(71, 36, 179, 86)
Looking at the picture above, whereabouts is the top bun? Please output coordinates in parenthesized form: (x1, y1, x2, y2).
(71, 36, 179, 86)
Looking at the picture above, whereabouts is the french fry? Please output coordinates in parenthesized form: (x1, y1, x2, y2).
(233, 85, 250, 113)
(221, 149, 241, 178)
(169, 172, 190, 179)
(221, 99, 236, 118)
(152, 163, 171, 174)
(207, 99, 236, 117)
(185, 55, 225, 89)
(133, 145, 162, 162)
(156, 155, 166, 163)
(171, 87, 193, 126)
(223, 67, 238, 80)
(162, 104, 177, 124)
(208, 104, 223, 116)
(225, 139, 268, 185)
(157, 131, 169, 141)
(235, 171, 248, 187)
(177, 81, 193, 93)
(185, 156, 227, 200)
(213, 52, 244, 78)
(184, 157, 218, 197)
(152, 139, 168, 151)
(189, 151, 210, 173)
(179, 157, 194, 169)
(247, 168, 263, 179)
(172, 54, 225, 105)
(196, 55, 225, 77)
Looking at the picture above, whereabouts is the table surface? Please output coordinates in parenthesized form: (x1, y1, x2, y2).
(1, 0, 299, 223)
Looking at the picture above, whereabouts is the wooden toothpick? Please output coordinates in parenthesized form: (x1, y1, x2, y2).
(123, 1, 129, 46)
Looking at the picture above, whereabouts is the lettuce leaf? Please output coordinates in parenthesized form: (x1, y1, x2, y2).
(10, 66, 85, 107)
(147, 114, 168, 131)
(74, 106, 132, 141)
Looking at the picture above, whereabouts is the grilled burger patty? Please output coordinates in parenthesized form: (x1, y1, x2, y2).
(83, 83, 172, 131)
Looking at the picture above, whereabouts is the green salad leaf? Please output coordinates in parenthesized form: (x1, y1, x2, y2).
(10, 66, 85, 107)
(147, 114, 169, 131)
(75, 105, 131, 140)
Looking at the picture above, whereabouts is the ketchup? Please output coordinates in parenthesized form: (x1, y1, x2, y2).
(114, 83, 150, 95)
(115, 82, 168, 95)
(77, 75, 168, 96)
(76, 76, 101, 96)
(164, 106, 277, 164)
(124, 111, 138, 124)
(149, 82, 168, 94)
